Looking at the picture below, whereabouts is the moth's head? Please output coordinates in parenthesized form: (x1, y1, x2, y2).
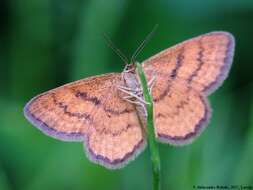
(125, 63, 136, 73)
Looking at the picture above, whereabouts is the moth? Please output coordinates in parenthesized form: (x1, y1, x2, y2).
(24, 31, 235, 169)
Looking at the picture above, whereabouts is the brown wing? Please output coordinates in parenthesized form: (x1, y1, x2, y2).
(142, 32, 234, 145)
(143, 32, 235, 95)
(153, 80, 211, 145)
(24, 73, 146, 169)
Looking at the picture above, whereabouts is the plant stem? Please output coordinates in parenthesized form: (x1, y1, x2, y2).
(136, 62, 161, 190)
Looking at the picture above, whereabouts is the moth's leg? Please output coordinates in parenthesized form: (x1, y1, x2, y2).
(118, 87, 149, 105)
(122, 89, 144, 99)
(123, 93, 143, 99)
(117, 85, 142, 97)
(122, 98, 147, 117)
(117, 77, 157, 105)
(147, 75, 157, 93)
(117, 85, 142, 93)
(123, 98, 142, 105)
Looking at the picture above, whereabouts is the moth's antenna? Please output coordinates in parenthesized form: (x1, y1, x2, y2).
(131, 24, 158, 64)
(103, 33, 129, 64)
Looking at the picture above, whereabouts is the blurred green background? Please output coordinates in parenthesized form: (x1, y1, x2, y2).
(0, 0, 253, 189)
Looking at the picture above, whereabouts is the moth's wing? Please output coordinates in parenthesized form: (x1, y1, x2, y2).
(24, 73, 146, 169)
(153, 80, 210, 145)
(142, 32, 235, 95)
(141, 32, 234, 145)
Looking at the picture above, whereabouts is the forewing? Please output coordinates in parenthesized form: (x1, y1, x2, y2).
(142, 32, 235, 95)
(24, 73, 146, 169)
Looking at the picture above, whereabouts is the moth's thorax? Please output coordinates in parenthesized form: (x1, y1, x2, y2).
(123, 72, 140, 90)
(122, 63, 140, 90)
(121, 65, 147, 126)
